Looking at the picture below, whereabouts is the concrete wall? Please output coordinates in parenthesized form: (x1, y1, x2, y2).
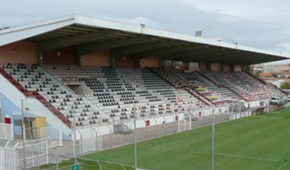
(0, 73, 72, 137)
(222, 64, 231, 71)
(1, 94, 22, 134)
(0, 41, 37, 64)
(82, 50, 110, 67)
(211, 63, 221, 71)
(140, 56, 159, 68)
(234, 65, 242, 71)
(43, 46, 77, 65)
(115, 55, 136, 68)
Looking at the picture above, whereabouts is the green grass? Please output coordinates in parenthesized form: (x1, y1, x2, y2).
(39, 158, 135, 170)
(57, 108, 290, 170)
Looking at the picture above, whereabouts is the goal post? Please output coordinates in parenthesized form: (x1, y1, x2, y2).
(178, 114, 192, 132)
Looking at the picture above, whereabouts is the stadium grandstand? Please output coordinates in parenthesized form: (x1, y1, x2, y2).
(0, 14, 289, 170)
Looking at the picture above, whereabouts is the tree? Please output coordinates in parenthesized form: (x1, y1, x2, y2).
(280, 82, 290, 89)
(272, 73, 278, 78)
(243, 65, 254, 75)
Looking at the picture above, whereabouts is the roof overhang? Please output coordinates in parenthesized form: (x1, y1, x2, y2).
(0, 14, 289, 65)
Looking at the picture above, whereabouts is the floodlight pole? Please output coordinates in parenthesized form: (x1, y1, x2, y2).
(73, 107, 77, 164)
(134, 104, 137, 170)
(212, 107, 215, 170)
(21, 99, 27, 169)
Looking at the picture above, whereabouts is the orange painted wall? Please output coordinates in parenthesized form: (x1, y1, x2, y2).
(234, 65, 242, 71)
(140, 56, 159, 68)
(0, 41, 37, 64)
(211, 63, 221, 71)
(82, 51, 110, 67)
(183, 62, 189, 70)
(43, 46, 77, 65)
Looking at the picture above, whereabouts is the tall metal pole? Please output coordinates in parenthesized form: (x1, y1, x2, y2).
(212, 107, 215, 170)
(73, 107, 77, 164)
(21, 99, 27, 169)
(134, 104, 137, 170)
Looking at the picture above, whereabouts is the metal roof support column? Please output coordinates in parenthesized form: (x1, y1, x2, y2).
(136, 57, 140, 69)
(159, 59, 165, 68)
(77, 55, 82, 67)
(37, 53, 43, 67)
(110, 55, 115, 68)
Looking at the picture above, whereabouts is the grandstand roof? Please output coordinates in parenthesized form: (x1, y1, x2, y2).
(0, 14, 289, 65)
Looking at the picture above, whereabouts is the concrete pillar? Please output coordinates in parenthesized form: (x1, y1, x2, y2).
(136, 57, 140, 69)
(77, 55, 82, 66)
(110, 55, 115, 68)
(37, 52, 43, 66)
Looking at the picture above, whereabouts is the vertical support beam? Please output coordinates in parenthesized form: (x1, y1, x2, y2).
(212, 107, 215, 170)
(206, 63, 211, 71)
(37, 52, 43, 66)
(110, 55, 115, 68)
(77, 55, 82, 67)
(159, 59, 164, 69)
(136, 57, 140, 69)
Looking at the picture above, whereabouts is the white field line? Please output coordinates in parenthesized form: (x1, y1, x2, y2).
(139, 145, 282, 163)
(141, 118, 273, 149)
(276, 160, 290, 170)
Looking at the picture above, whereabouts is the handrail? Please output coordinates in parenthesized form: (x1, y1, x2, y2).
(184, 87, 213, 106)
(269, 83, 288, 95)
(195, 70, 220, 86)
(243, 71, 267, 85)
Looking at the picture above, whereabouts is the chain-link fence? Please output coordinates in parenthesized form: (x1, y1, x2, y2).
(71, 102, 250, 155)
(0, 122, 14, 140)
(28, 101, 288, 170)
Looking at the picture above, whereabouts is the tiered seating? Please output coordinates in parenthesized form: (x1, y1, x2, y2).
(153, 68, 240, 104)
(2, 63, 108, 127)
(238, 72, 285, 97)
(2, 63, 285, 129)
(45, 65, 207, 122)
(182, 72, 241, 101)
(202, 71, 283, 101)
(151, 68, 191, 88)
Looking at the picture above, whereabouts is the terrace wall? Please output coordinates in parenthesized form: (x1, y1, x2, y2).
(0, 41, 37, 64)
(82, 50, 110, 67)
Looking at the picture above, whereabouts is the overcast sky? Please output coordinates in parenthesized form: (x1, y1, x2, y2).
(1, 0, 290, 64)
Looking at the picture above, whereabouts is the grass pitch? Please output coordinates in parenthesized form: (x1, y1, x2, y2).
(82, 107, 290, 170)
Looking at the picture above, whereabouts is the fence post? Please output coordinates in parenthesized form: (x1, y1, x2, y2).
(172, 114, 175, 134)
(92, 128, 97, 151)
(189, 115, 192, 130)
(122, 127, 125, 146)
(4, 123, 6, 140)
(11, 124, 14, 140)
(78, 131, 82, 156)
(183, 115, 186, 131)
(46, 141, 49, 164)
(145, 121, 148, 141)
(55, 154, 58, 170)
(154, 119, 158, 138)
(177, 117, 180, 133)
(109, 126, 113, 149)
(58, 126, 63, 147)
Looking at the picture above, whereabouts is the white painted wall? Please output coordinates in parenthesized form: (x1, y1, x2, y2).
(0, 74, 71, 136)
